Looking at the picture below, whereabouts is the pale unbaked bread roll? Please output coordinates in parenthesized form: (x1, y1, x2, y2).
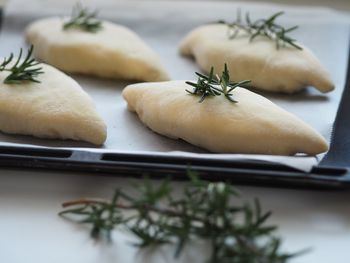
(25, 17, 169, 82)
(179, 24, 334, 94)
(0, 62, 107, 145)
(122, 80, 328, 155)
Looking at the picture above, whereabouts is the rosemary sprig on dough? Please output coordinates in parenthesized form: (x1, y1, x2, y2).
(63, 3, 102, 33)
(0, 45, 43, 84)
(219, 11, 302, 50)
(60, 173, 303, 262)
(186, 64, 250, 103)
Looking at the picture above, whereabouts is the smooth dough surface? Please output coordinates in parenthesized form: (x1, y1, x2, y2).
(26, 17, 169, 82)
(0, 62, 107, 145)
(179, 24, 334, 94)
(123, 80, 328, 155)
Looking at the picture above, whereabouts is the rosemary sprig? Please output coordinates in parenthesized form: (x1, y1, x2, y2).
(0, 45, 43, 84)
(63, 3, 103, 33)
(60, 173, 304, 263)
(186, 64, 251, 103)
(219, 11, 302, 50)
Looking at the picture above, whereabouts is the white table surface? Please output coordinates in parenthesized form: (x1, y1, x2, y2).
(0, 0, 350, 262)
(0, 168, 349, 263)
(1, 0, 348, 12)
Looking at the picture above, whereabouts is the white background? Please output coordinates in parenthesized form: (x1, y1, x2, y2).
(1, 0, 349, 11)
(1, 169, 350, 263)
(0, 0, 349, 263)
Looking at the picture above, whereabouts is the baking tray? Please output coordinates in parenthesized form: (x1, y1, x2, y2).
(0, 1, 350, 188)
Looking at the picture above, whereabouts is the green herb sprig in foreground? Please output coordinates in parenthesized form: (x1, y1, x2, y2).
(63, 3, 102, 33)
(60, 174, 303, 263)
(219, 11, 302, 50)
(186, 64, 250, 103)
(0, 45, 43, 84)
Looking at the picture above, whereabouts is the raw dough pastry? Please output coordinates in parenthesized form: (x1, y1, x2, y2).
(0, 62, 107, 145)
(179, 24, 334, 93)
(123, 80, 328, 155)
(26, 18, 169, 82)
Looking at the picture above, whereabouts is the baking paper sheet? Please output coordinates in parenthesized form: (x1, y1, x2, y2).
(0, 0, 349, 172)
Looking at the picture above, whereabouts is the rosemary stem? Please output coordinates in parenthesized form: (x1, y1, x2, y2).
(59, 176, 304, 262)
(62, 199, 196, 219)
(0, 45, 43, 84)
(61, 199, 266, 257)
(62, 198, 109, 207)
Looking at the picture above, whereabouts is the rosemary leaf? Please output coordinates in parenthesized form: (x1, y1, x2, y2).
(0, 45, 43, 84)
(220, 11, 303, 50)
(63, 3, 103, 33)
(60, 173, 304, 263)
(186, 64, 251, 103)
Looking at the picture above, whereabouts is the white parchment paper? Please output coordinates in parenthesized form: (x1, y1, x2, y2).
(0, 0, 349, 172)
